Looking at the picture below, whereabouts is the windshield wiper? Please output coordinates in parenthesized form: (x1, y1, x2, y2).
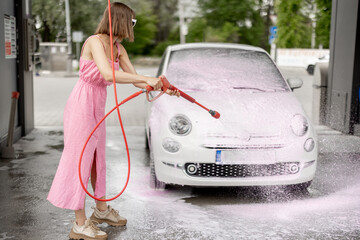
(233, 87, 289, 92)
(271, 88, 288, 92)
(233, 87, 267, 92)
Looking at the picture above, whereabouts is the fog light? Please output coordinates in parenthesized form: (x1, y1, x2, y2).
(304, 138, 315, 152)
(162, 138, 181, 153)
(289, 163, 300, 174)
(187, 164, 197, 174)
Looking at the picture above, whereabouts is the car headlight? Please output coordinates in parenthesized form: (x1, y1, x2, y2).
(162, 138, 181, 153)
(291, 114, 309, 136)
(169, 114, 192, 136)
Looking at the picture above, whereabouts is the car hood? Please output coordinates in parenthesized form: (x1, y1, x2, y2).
(150, 90, 309, 141)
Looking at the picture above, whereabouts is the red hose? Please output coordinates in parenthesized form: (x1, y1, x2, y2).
(78, 91, 143, 202)
(78, 0, 134, 202)
(78, 1, 220, 202)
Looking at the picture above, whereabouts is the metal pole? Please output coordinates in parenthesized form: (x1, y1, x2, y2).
(76, 42, 80, 60)
(1, 92, 20, 159)
(311, 3, 317, 49)
(65, 0, 72, 73)
(179, 0, 185, 44)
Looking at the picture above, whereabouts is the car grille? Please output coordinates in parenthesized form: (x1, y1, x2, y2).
(184, 162, 300, 178)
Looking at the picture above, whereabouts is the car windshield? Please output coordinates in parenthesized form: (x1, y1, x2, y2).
(165, 48, 290, 92)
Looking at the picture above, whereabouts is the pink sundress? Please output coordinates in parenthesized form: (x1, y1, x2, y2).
(47, 35, 120, 210)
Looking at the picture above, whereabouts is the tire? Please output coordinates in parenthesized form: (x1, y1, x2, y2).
(145, 128, 149, 149)
(149, 153, 167, 190)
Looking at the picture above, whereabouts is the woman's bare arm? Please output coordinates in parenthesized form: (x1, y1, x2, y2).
(87, 37, 162, 90)
(118, 43, 179, 96)
(118, 44, 148, 89)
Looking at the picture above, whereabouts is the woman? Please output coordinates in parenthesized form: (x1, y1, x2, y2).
(47, 2, 179, 239)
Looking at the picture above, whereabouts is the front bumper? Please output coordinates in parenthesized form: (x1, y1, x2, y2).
(152, 137, 317, 187)
(150, 119, 318, 187)
(156, 158, 316, 187)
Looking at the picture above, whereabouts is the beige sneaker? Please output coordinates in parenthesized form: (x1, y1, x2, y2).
(69, 219, 107, 240)
(90, 205, 127, 227)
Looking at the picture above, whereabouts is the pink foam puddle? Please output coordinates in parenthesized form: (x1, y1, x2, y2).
(213, 183, 360, 222)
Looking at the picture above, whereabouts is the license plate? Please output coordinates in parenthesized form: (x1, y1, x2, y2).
(216, 150, 275, 164)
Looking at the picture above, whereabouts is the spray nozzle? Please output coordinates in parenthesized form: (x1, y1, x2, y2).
(209, 110, 221, 119)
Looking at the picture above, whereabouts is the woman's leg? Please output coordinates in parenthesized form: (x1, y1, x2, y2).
(91, 151, 107, 211)
(75, 208, 86, 226)
(74, 150, 104, 226)
(89, 150, 127, 226)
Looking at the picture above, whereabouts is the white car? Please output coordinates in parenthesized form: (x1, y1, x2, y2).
(146, 43, 317, 190)
(306, 54, 330, 75)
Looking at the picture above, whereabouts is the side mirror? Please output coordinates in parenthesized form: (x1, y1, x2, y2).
(287, 77, 303, 91)
(306, 64, 315, 75)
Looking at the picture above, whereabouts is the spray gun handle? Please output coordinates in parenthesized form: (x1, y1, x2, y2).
(145, 75, 196, 104)
(145, 75, 170, 92)
(145, 75, 170, 102)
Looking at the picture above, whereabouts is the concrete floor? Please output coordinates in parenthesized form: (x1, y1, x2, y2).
(1, 66, 360, 239)
(1, 126, 360, 239)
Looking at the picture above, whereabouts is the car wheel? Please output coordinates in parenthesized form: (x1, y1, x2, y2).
(145, 128, 149, 149)
(150, 154, 167, 190)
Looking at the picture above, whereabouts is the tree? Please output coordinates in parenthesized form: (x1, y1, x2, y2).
(69, 0, 107, 40)
(275, 0, 312, 48)
(123, 13, 157, 56)
(198, 0, 266, 47)
(150, 0, 179, 43)
(186, 18, 206, 42)
(186, 18, 239, 43)
(257, 0, 275, 51)
(32, 0, 65, 42)
(32, 0, 107, 42)
(32, 0, 158, 55)
(315, 0, 331, 48)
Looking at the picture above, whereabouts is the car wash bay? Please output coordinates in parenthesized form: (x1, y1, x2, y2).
(1, 0, 360, 239)
(0, 67, 360, 239)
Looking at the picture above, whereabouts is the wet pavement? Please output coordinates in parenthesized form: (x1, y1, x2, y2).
(1, 66, 360, 239)
(0, 126, 360, 239)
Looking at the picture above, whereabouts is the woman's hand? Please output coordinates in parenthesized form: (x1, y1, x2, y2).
(146, 77, 163, 91)
(166, 89, 180, 97)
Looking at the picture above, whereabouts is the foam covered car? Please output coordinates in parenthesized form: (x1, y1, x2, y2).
(146, 43, 317, 190)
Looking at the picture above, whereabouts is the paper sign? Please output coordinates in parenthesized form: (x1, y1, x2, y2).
(4, 15, 16, 59)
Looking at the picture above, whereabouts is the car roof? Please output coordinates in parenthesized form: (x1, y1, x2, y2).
(168, 43, 266, 53)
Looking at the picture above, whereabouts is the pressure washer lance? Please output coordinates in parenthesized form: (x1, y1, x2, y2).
(146, 75, 221, 119)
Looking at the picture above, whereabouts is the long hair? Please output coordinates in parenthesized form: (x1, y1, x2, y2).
(95, 2, 135, 42)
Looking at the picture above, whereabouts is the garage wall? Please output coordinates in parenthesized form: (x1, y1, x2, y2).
(327, 0, 359, 133)
(0, 0, 34, 153)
